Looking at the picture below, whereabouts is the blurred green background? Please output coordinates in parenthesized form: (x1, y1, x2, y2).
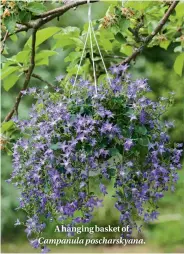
(1, 1, 184, 253)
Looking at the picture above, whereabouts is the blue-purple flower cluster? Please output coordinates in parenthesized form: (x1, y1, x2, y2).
(8, 65, 182, 252)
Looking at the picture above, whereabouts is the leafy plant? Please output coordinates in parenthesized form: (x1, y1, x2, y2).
(1, 1, 184, 253)
(7, 66, 183, 252)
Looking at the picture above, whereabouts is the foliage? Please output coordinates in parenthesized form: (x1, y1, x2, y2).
(1, 1, 184, 253)
(1, 1, 64, 33)
(1, 1, 183, 97)
(7, 66, 183, 252)
(145, 166, 184, 250)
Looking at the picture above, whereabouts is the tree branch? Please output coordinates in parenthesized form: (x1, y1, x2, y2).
(2, 25, 29, 41)
(1, 1, 98, 50)
(37, 0, 99, 27)
(35, 0, 99, 19)
(1, 31, 9, 54)
(3, 1, 99, 122)
(4, 29, 37, 122)
(3, 0, 178, 122)
(10, 24, 29, 36)
(118, 0, 179, 66)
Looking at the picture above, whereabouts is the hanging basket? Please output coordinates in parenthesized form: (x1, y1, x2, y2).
(8, 1, 183, 253)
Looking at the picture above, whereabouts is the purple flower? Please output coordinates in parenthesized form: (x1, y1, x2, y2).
(21, 90, 28, 95)
(77, 133, 87, 142)
(80, 181, 86, 189)
(155, 192, 164, 200)
(99, 149, 109, 158)
(129, 113, 137, 121)
(30, 239, 39, 249)
(150, 211, 159, 221)
(8, 66, 182, 250)
(124, 138, 133, 151)
(99, 183, 108, 195)
(118, 64, 129, 72)
(28, 87, 37, 94)
(109, 66, 120, 75)
(41, 246, 50, 253)
(55, 74, 65, 82)
(101, 122, 113, 132)
(139, 110, 147, 124)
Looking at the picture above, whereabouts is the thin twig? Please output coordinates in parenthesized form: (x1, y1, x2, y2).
(118, 0, 179, 66)
(31, 73, 54, 89)
(1, 25, 29, 42)
(1, 31, 9, 54)
(4, 29, 37, 122)
(11, 25, 29, 36)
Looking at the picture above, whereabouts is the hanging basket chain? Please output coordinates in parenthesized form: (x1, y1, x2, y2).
(72, 0, 111, 93)
(73, 24, 90, 88)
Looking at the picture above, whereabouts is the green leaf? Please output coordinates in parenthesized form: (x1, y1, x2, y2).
(54, 38, 75, 49)
(136, 126, 147, 135)
(98, 74, 108, 84)
(174, 46, 183, 53)
(0, 6, 3, 16)
(15, 51, 30, 63)
(175, 3, 184, 18)
(173, 53, 184, 77)
(54, 38, 82, 49)
(50, 143, 60, 150)
(138, 137, 149, 146)
(18, 10, 32, 22)
(62, 26, 80, 37)
(35, 50, 57, 66)
(100, 39, 112, 51)
(10, 34, 17, 42)
(119, 19, 130, 33)
(109, 148, 120, 156)
(1, 121, 14, 132)
(160, 40, 170, 50)
(36, 50, 57, 59)
(25, 27, 61, 48)
(54, 27, 80, 40)
(126, 1, 150, 11)
(110, 26, 120, 35)
(120, 44, 133, 56)
(16, 2, 26, 10)
(35, 58, 49, 66)
(98, 30, 114, 51)
(27, 2, 47, 15)
(4, 15, 17, 33)
(104, 3, 117, 16)
(107, 168, 116, 177)
(1, 66, 19, 80)
(114, 32, 126, 43)
(3, 73, 19, 91)
(64, 52, 81, 63)
(53, 27, 81, 50)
